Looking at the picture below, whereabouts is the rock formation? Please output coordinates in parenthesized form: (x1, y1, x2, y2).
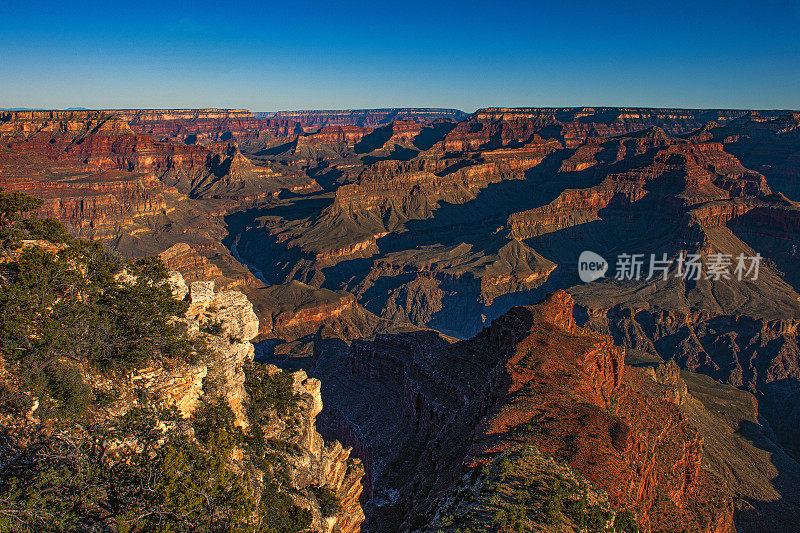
(313, 291, 735, 532)
(6, 104, 800, 531)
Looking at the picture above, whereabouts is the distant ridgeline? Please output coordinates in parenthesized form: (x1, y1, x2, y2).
(254, 108, 469, 127)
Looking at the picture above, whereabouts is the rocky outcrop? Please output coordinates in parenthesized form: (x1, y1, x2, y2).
(6, 264, 366, 532)
(128, 276, 260, 424)
(507, 185, 618, 239)
(683, 195, 800, 232)
(131, 274, 365, 531)
(505, 130, 775, 240)
(159, 243, 228, 284)
(168, 143, 318, 201)
(327, 160, 520, 230)
(471, 292, 733, 532)
(257, 158, 529, 276)
(246, 280, 387, 342)
(259, 364, 366, 533)
(0, 110, 209, 172)
(350, 240, 556, 337)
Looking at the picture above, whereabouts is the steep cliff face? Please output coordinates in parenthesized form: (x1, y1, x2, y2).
(430, 115, 557, 153)
(152, 276, 367, 532)
(577, 303, 800, 457)
(313, 291, 734, 532)
(303, 126, 371, 146)
(469, 107, 748, 149)
(470, 292, 732, 533)
(260, 157, 531, 275)
(0, 172, 175, 240)
(1, 111, 316, 202)
(114, 108, 303, 145)
(159, 242, 227, 284)
(258, 364, 366, 533)
(226, 107, 797, 351)
(702, 112, 800, 201)
(0, 110, 209, 172)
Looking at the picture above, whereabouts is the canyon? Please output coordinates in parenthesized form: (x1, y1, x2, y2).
(3, 105, 800, 531)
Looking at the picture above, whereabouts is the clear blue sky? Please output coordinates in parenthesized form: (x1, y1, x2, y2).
(1, 0, 798, 112)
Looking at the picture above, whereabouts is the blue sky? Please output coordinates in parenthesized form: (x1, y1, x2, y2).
(1, 0, 798, 111)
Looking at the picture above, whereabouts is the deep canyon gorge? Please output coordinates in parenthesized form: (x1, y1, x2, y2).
(2, 105, 800, 532)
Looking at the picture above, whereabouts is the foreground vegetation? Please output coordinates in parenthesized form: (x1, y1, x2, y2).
(0, 191, 313, 532)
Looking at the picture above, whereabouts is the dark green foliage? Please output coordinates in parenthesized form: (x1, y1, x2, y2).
(312, 486, 342, 517)
(38, 362, 93, 417)
(126, 255, 170, 281)
(244, 361, 300, 420)
(0, 189, 45, 248)
(0, 419, 312, 533)
(243, 362, 304, 472)
(97, 273, 195, 371)
(20, 218, 72, 243)
(193, 398, 243, 453)
(0, 220, 201, 417)
(201, 320, 225, 336)
(561, 484, 623, 532)
(0, 193, 313, 533)
(564, 490, 588, 529)
(259, 479, 313, 533)
(497, 457, 513, 481)
(614, 509, 639, 533)
(586, 504, 611, 530)
(0, 189, 43, 225)
(543, 478, 565, 524)
(0, 433, 109, 532)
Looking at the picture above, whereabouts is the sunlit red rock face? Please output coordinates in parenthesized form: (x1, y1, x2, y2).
(301, 125, 371, 146)
(257, 141, 562, 281)
(242, 280, 387, 341)
(314, 291, 734, 532)
(0, 110, 210, 172)
(115, 108, 303, 144)
(230, 110, 798, 342)
(5, 104, 800, 531)
(579, 300, 800, 452)
(471, 291, 733, 533)
(0, 111, 197, 239)
(505, 128, 771, 240)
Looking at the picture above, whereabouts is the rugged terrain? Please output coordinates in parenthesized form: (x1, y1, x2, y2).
(0, 226, 366, 532)
(3, 105, 800, 531)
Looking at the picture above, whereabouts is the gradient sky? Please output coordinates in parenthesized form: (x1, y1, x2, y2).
(1, 0, 799, 112)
